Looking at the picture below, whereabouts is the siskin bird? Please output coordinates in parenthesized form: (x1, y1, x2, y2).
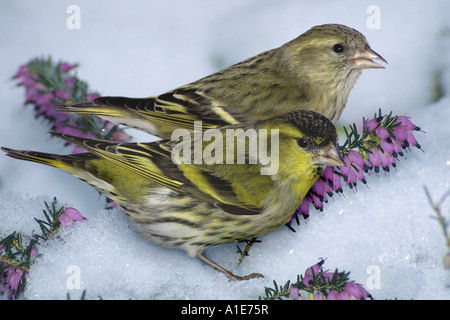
(55, 24, 386, 139)
(2, 110, 344, 281)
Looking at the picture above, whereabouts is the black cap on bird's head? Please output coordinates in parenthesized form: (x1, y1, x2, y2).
(281, 110, 338, 146)
(260, 110, 345, 168)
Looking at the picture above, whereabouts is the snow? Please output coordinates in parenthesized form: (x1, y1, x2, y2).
(1, 1, 449, 300)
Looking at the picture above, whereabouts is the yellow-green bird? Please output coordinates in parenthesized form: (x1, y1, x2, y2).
(56, 24, 386, 139)
(2, 110, 344, 280)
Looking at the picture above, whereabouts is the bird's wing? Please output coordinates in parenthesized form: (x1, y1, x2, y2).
(55, 88, 248, 138)
(52, 133, 261, 215)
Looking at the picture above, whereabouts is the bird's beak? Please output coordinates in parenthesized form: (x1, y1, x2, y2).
(317, 142, 345, 167)
(350, 45, 387, 69)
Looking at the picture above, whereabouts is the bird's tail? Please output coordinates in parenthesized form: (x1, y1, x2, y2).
(54, 97, 166, 137)
(1, 146, 138, 205)
(55, 98, 136, 117)
(1, 147, 95, 171)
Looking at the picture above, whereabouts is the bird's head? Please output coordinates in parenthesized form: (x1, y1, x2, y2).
(284, 24, 387, 85)
(257, 109, 345, 182)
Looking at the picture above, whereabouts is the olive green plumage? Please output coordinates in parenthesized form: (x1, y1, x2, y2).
(55, 24, 386, 138)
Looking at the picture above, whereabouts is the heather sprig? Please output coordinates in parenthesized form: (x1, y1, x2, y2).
(13, 57, 131, 154)
(0, 198, 84, 299)
(261, 259, 372, 300)
(14, 57, 131, 208)
(293, 109, 424, 221)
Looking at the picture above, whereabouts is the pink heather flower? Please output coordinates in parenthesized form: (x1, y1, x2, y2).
(339, 158, 350, 176)
(378, 149, 392, 170)
(344, 282, 371, 300)
(313, 293, 325, 300)
(351, 168, 365, 184)
(338, 290, 354, 300)
(85, 93, 100, 101)
(59, 62, 77, 73)
(406, 130, 420, 148)
(0, 282, 9, 295)
(19, 73, 38, 87)
(322, 271, 340, 282)
(311, 182, 324, 198)
(311, 178, 331, 199)
(375, 126, 389, 140)
(310, 193, 323, 209)
(393, 117, 422, 150)
(347, 150, 366, 170)
(6, 267, 23, 292)
(345, 152, 367, 185)
(331, 170, 343, 192)
(13, 65, 30, 79)
(34, 91, 54, 108)
(396, 116, 418, 131)
(64, 77, 75, 91)
(37, 103, 57, 118)
(345, 169, 357, 186)
(301, 276, 313, 287)
(380, 138, 395, 154)
(321, 166, 343, 193)
(25, 82, 46, 102)
(54, 89, 70, 101)
(30, 246, 38, 259)
(392, 139, 404, 158)
(53, 113, 70, 129)
(363, 118, 380, 132)
(388, 154, 397, 169)
(322, 166, 334, 181)
(393, 125, 408, 143)
(20, 78, 35, 88)
(339, 156, 365, 187)
(326, 290, 340, 300)
(57, 121, 86, 137)
(302, 263, 322, 286)
(59, 207, 85, 227)
(289, 285, 299, 300)
(367, 147, 381, 169)
(297, 197, 310, 217)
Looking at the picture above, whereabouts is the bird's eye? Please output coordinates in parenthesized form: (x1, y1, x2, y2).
(332, 44, 345, 53)
(297, 138, 309, 148)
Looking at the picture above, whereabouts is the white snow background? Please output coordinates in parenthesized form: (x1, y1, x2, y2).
(0, 1, 449, 300)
